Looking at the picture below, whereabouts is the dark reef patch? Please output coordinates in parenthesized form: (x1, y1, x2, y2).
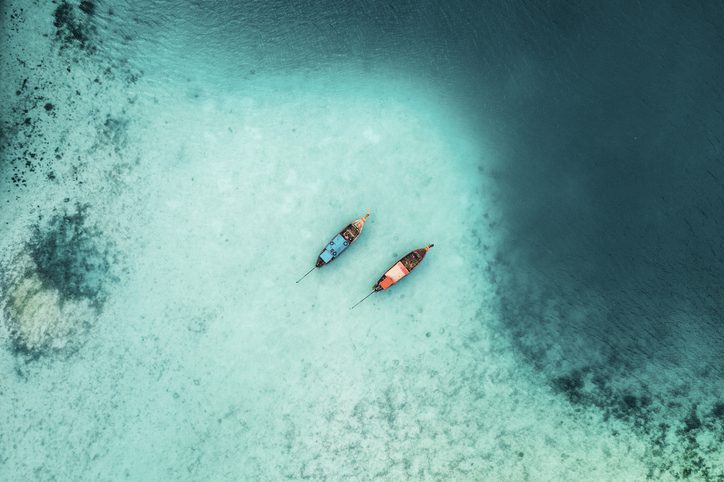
(1, 203, 120, 357)
(79, 1, 96, 16)
(711, 402, 724, 421)
(547, 366, 724, 479)
(27, 202, 117, 308)
(99, 115, 130, 153)
(53, 1, 97, 53)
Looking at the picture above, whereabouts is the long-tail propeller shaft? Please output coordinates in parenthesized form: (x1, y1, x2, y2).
(296, 266, 316, 284)
(350, 291, 375, 310)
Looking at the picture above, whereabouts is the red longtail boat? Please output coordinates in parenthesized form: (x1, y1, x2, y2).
(350, 244, 434, 309)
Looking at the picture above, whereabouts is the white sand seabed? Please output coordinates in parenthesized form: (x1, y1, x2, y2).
(2, 64, 653, 480)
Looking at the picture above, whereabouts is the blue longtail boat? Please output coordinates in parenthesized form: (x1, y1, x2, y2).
(296, 211, 370, 283)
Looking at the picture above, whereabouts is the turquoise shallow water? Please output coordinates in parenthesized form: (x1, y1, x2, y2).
(2, 1, 723, 480)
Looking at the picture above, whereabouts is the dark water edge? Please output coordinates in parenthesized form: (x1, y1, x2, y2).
(474, 3, 724, 479)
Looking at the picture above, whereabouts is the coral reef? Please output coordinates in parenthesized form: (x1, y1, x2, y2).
(1, 203, 117, 356)
(2, 256, 96, 355)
